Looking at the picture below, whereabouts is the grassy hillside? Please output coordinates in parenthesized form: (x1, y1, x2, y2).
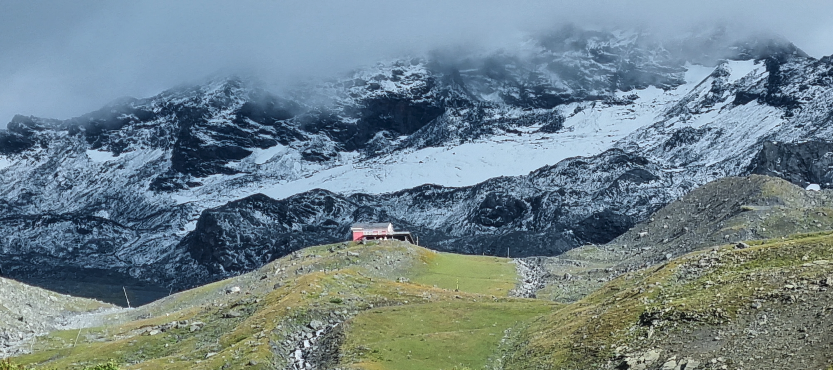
(8, 241, 556, 370)
(341, 301, 551, 370)
(503, 231, 833, 369)
(535, 175, 833, 302)
(409, 251, 518, 296)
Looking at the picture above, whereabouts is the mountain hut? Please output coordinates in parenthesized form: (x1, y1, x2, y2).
(350, 222, 415, 244)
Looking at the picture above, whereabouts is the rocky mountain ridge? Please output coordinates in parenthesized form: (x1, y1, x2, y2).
(0, 26, 830, 293)
(524, 175, 833, 303)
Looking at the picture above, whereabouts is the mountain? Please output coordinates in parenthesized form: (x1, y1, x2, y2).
(0, 26, 830, 294)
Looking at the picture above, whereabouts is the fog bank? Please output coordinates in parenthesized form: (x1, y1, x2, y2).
(1, 0, 832, 126)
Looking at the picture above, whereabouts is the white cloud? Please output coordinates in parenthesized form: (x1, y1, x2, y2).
(0, 0, 831, 126)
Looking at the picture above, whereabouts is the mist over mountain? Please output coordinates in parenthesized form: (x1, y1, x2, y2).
(1, 0, 833, 126)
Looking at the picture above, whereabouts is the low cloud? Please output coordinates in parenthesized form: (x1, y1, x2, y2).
(1, 0, 832, 126)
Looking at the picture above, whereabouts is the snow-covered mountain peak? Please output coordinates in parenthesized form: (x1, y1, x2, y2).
(1, 27, 829, 292)
(154, 75, 256, 108)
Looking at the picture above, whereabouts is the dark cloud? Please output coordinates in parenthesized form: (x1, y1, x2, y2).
(1, 0, 832, 126)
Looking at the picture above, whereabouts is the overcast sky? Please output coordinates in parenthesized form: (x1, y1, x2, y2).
(1, 0, 832, 126)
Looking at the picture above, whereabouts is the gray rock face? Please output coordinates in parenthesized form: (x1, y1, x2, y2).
(749, 140, 833, 189)
(182, 192, 360, 275)
(179, 148, 673, 283)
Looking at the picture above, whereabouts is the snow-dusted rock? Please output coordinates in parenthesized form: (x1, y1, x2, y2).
(0, 27, 828, 291)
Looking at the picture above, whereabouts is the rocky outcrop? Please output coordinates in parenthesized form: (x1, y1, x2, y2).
(0, 277, 116, 358)
(183, 192, 356, 275)
(749, 140, 833, 189)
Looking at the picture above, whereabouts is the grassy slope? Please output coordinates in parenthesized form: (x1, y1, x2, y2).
(409, 251, 518, 296)
(536, 175, 833, 303)
(342, 301, 551, 370)
(339, 250, 553, 370)
(503, 231, 833, 369)
(11, 241, 554, 370)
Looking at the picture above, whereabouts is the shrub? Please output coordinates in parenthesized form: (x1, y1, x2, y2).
(0, 359, 25, 370)
(0, 358, 120, 370)
(83, 360, 120, 370)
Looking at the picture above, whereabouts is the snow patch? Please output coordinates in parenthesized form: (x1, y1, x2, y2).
(85, 150, 117, 162)
(259, 129, 638, 199)
(253, 67, 717, 199)
(249, 144, 288, 165)
(178, 219, 199, 235)
(169, 173, 246, 205)
(806, 184, 821, 191)
(170, 191, 202, 205)
(684, 64, 716, 85)
(726, 60, 760, 83)
(0, 156, 11, 170)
